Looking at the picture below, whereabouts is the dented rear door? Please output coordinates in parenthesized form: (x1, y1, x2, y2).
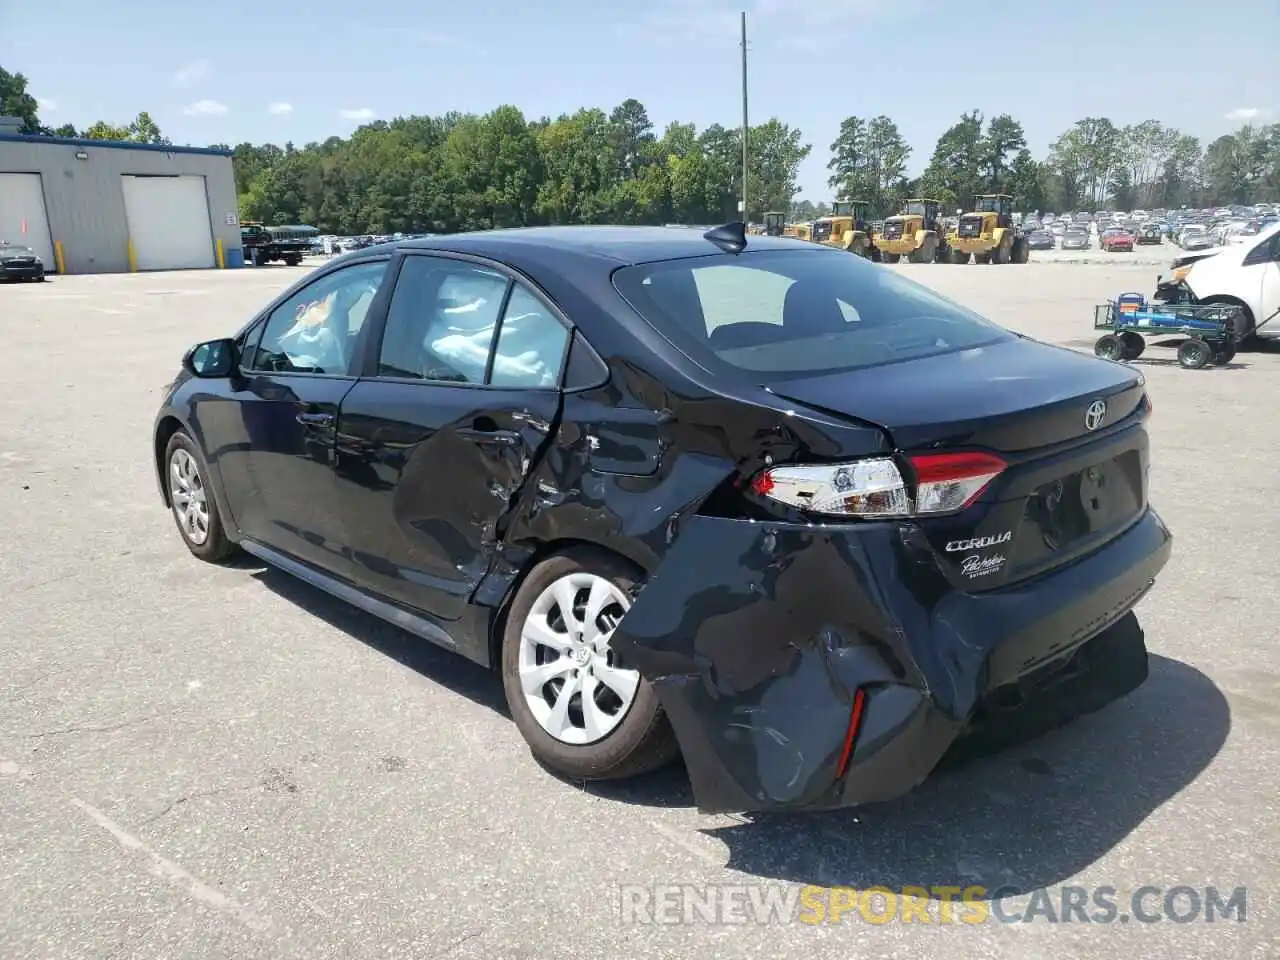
(333, 379, 561, 627)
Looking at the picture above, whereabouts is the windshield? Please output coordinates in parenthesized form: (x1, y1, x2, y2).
(975, 197, 1005, 213)
(612, 249, 1010, 380)
(904, 202, 927, 217)
(0, 245, 34, 256)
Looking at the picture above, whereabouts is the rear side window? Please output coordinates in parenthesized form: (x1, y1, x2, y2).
(378, 256, 510, 383)
(612, 249, 1009, 379)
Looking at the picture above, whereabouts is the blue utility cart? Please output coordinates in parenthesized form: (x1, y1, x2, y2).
(1093, 293, 1242, 369)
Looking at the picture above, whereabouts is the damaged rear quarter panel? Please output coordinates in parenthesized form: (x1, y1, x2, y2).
(608, 517, 948, 813)
(476, 350, 921, 812)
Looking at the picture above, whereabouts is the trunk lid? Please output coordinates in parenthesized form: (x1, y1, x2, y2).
(767, 335, 1144, 452)
(768, 336, 1150, 590)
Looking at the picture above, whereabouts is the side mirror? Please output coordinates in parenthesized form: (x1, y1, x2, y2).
(183, 338, 238, 378)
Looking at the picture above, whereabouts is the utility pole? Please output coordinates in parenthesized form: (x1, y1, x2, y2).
(740, 10, 749, 224)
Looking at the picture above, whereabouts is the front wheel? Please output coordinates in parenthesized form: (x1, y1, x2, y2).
(1119, 331, 1146, 360)
(164, 431, 236, 562)
(1095, 334, 1124, 361)
(501, 549, 678, 781)
(1177, 338, 1212, 369)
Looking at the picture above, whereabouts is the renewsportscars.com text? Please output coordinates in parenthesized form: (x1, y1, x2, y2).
(618, 883, 1248, 926)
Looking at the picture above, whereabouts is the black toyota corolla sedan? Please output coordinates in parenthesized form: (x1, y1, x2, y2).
(153, 224, 1171, 813)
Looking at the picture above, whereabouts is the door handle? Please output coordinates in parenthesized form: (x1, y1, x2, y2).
(297, 411, 336, 426)
(457, 427, 520, 448)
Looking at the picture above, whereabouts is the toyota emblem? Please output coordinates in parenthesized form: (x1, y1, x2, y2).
(1084, 400, 1107, 431)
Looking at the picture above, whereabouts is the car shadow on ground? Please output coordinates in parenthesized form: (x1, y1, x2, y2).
(242, 560, 1229, 898)
(592, 655, 1229, 898)
(244, 560, 508, 713)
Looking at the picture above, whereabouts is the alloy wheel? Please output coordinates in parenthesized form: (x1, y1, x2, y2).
(169, 448, 210, 546)
(517, 573, 640, 745)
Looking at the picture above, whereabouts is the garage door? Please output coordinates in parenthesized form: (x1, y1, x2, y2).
(121, 175, 215, 270)
(0, 173, 56, 269)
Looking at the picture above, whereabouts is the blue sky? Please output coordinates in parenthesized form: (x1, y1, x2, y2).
(2, 0, 1275, 198)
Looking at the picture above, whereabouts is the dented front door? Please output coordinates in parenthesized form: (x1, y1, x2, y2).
(333, 379, 560, 626)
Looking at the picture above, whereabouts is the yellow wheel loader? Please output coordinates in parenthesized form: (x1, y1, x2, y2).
(809, 199, 876, 258)
(876, 199, 950, 264)
(787, 221, 813, 241)
(763, 211, 787, 236)
(946, 194, 1031, 264)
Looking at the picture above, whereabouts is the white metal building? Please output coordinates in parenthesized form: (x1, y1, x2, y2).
(0, 118, 241, 274)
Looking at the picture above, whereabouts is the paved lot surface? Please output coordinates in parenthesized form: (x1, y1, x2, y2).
(2, 260, 1277, 959)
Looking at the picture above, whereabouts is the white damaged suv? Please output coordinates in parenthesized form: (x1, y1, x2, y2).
(1155, 221, 1280, 341)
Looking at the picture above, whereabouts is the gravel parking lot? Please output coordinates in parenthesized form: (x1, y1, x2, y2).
(2, 259, 1276, 960)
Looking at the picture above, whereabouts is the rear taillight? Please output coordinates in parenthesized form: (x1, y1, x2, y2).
(750, 451, 1006, 519)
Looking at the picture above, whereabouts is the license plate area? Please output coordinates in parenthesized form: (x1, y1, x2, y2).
(1012, 452, 1145, 572)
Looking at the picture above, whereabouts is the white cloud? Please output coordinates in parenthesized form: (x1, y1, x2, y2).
(339, 107, 376, 121)
(172, 58, 211, 87)
(182, 99, 229, 117)
(1224, 107, 1263, 122)
(267, 101, 293, 115)
(36, 97, 56, 112)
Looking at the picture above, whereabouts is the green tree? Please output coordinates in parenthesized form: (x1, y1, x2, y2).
(919, 110, 985, 212)
(827, 116, 873, 202)
(1005, 149, 1045, 212)
(0, 66, 41, 134)
(1047, 117, 1120, 209)
(79, 112, 170, 145)
(980, 114, 1026, 192)
(746, 119, 811, 221)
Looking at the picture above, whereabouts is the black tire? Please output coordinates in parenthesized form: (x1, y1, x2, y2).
(163, 430, 237, 562)
(1119, 331, 1146, 360)
(1177, 338, 1211, 369)
(1198, 296, 1255, 342)
(1212, 342, 1237, 365)
(1012, 237, 1030, 263)
(909, 235, 937, 264)
(501, 548, 679, 781)
(1095, 334, 1124, 361)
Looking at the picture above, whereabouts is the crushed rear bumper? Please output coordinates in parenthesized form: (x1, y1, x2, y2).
(612, 508, 1171, 813)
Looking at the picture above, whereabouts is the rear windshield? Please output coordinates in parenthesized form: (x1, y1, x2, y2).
(612, 249, 1010, 380)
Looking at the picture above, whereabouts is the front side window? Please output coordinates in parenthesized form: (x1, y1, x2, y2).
(613, 249, 1010, 380)
(245, 260, 387, 375)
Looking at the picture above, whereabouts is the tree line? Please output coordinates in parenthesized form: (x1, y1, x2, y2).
(4, 65, 1278, 235)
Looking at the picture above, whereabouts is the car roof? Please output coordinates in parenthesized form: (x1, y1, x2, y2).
(351, 225, 812, 269)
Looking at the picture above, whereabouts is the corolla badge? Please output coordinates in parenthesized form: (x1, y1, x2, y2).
(1084, 400, 1107, 431)
(945, 531, 1011, 552)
